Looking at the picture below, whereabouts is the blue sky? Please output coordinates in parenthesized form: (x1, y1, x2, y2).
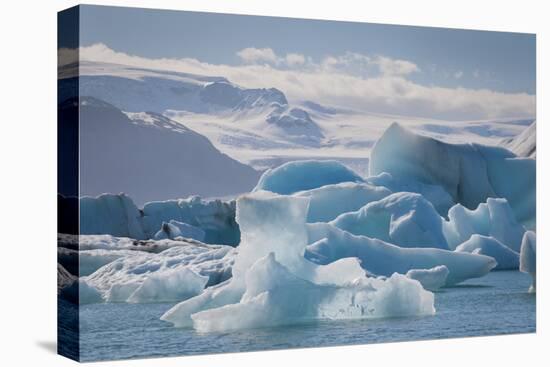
(80, 5, 535, 95)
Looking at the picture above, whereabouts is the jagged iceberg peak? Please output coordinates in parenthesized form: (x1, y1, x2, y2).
(369, 122, 535, 229)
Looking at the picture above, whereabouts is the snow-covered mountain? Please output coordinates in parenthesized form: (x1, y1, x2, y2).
(72, 96, 260, 205)
(58, 61, 535, 178)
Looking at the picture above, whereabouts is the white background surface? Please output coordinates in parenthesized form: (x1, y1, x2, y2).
(0, 0, 547, 365)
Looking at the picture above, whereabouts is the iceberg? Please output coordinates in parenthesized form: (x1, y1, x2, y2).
(79, 193, 239, 245)
(83, 240, 235, 303)
(519, 231, 536, 292)
(331, 192, 449, 249)
(80, 193, 146, 240)
(443, 198, 525, 252)
(162, 191, 435, 331)
(294, 182, 391, 223)
(190, 253, 434, 332)
(305, 223, 496, 286)
(406, 266, 449, 291)
(254, 160, 364, 195)
(455, 235, 519, 270)
(369, 123, 535, 229)
(78, 249, 138, 276)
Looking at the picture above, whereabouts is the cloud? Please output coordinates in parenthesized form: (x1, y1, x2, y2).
(285, 53, 306, 67)
(237, 47, 279, 65)
(374, 56, 420, 76)
(454, 71, 464, 79)
(65, 43, 535, 121)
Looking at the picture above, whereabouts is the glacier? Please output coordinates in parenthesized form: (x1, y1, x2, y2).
(254, 160, 364, 195)
(369, 123, 535, 229)
(519, 231, 536, 292)
(331, 192, 449, 249)
(161, 191, 435, 331)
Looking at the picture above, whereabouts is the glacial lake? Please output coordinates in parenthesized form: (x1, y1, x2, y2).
(77, 271, 535, 362)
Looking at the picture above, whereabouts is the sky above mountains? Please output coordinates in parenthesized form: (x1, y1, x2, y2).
(65, 5, 536, 121)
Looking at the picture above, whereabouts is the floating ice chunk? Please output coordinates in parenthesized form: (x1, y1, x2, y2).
(406, 266, 449, 291)
(443, 198, 525, 252)
(306, 223, 496, 286)
(153, 221, 205, 242)
(520, 231, 536, 292)
(254, 160, 364, 195)
(294, 182, 391, 223)
(162, 191, 436, 331)
(367, 172, 455, 217)
(80, 193, 146, 239)
(190, 253, 434, 332)
(331, 192, 449, 249)
(455, 235, 519, 270)
(369, 123, 535, 228)
(127, 267, 208, 303)
(84, 241, 235, 303)
(161, 279, 245, 328)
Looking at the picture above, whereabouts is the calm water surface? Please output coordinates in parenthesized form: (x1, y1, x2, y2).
(78, 271, 535, 361)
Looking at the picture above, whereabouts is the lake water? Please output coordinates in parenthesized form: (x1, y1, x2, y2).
(78, 271, 535, 362)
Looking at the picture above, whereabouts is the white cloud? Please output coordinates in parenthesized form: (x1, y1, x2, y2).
(65, 43, 535, 121)
(237, 47, 279, 64)
(285, 53, 306, 67)
(454, 71, 464, 79)
(373, 56, 420, 76)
